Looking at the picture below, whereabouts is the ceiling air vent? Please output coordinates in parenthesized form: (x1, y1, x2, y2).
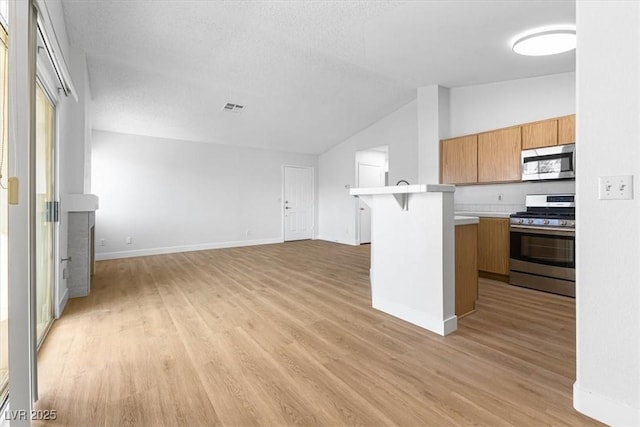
(222, 102, 245, 113)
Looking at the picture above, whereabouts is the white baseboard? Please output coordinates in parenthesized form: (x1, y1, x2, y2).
(574, 382, 640, 426)
(316, 235, 358, 246)
(95, 238, 283, 261)
(372, 295, 457, 336)
(56, 287, 69, 318)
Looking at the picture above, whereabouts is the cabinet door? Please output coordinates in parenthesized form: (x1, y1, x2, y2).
(440, 135, 477, 184)
(558, 114, 576, 145)
(478, 218, 510, 276)
(455, 224, 478, 317)
(478, 127, 521, 183)
(522, 119, 558, 149)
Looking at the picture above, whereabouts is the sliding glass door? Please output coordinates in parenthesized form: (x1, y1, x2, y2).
(0, 24, 8, 405)
(35, 82, 55, 344)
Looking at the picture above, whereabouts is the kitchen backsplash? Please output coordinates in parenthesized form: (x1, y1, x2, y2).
(453, 180, 576, 214)
(455, 203, 524, 213)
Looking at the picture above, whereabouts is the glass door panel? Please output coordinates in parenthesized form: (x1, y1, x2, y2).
(0, 25, 8, 405)
(35, 82, 55, 344)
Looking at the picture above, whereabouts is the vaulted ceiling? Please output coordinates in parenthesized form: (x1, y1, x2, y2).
(61, 0, 575, 154)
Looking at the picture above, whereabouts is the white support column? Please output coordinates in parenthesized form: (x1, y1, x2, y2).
(417, 85, 450, 183)
(8, 0, 36, 425)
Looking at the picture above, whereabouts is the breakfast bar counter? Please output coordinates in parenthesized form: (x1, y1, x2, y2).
(350, 184, 457, 336)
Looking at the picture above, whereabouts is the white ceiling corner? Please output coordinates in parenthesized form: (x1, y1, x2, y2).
(61, 0, 575, 154)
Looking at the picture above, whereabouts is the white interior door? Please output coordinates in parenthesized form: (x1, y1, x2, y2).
(283, 166, 314, 241)
(358, 163, 385, 244)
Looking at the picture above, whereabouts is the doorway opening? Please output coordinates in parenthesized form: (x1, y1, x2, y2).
(355, 146, 388, 245)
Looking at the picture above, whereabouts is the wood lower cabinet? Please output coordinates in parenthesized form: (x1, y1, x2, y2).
(455, 224, 478, 317)
(440, 135, 477, 184)
(522, 119, 558, 149)
(478, 127, 521, 183)
(477, 218, 510, 276)
(558, 114, 576, 145)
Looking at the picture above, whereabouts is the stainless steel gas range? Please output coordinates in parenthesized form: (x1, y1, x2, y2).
(509, 194, 575, 297)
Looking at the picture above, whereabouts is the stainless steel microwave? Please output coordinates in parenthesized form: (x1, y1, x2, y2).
(522, 144, 575, 181)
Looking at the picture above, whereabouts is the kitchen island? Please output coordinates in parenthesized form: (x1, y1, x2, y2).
(350, 184, 460, 336)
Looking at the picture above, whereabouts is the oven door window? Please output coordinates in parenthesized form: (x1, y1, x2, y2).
(510, 230, 575, 268)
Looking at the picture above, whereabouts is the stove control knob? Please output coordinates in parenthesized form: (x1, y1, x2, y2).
(517, 219, 523, 224)
(543, 219, 550, 225)
(560, 220, 567, 226)
(527, 219, 534, 225)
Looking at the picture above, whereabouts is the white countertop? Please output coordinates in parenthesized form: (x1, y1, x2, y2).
(454, 211, 512, 219)
(350, 184, 455, 195)
(455, 215, 480, 225)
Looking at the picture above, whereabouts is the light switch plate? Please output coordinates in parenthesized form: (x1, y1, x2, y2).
(598, 175, 633, 200)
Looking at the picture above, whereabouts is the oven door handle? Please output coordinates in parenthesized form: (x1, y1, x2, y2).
(510, 224, 575, 236)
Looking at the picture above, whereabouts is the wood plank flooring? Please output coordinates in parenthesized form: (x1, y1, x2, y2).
(34, 240, 601, 426)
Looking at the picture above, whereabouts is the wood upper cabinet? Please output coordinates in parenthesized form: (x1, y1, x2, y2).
(440, 135, 477, 184)
(477, 218, 510, 276)
(440, 114, 575, 185)
(522, 119, 558, 149)
(477, 127, 521, 183)
(558, 114, 576, 145)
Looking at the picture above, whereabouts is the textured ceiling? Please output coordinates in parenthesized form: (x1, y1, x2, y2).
(61, 0, 575, 154)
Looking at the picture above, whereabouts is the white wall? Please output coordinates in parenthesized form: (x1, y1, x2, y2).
(448, 73, 576, 211)
(574, 2, 640, 425)
(92, 130, 317, 259)
(55, 45, 91, 315)
(318, 100, 418, 245)
(448, 72, 575, 136)
(417, 85, 449, 183)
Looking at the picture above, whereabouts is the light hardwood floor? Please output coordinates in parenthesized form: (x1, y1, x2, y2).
(34, 240, 601, 426)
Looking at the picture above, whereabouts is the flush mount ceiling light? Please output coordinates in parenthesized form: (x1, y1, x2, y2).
(512, 27, 576, 56)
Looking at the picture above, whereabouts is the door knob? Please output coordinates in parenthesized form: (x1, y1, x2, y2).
(360, 207, 365, 211)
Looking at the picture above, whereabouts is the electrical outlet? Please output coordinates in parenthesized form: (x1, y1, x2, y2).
(100, 239, 106, 246)
(246, 229, 251, 236)
(497, 193, 504, 202)
(126, 236, 132, 245)
(599, 175, 633, 200)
